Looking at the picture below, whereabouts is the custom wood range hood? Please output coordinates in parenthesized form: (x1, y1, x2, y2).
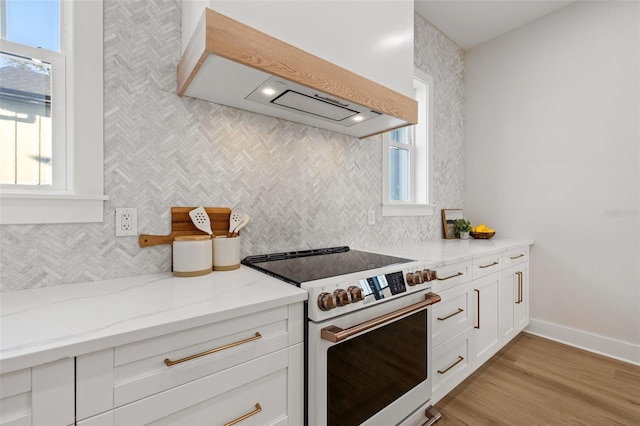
(177, 8, 418, 139)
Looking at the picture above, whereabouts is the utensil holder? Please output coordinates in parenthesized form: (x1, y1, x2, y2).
(173, 235, 213, 277)
(213, 236, 241, 271)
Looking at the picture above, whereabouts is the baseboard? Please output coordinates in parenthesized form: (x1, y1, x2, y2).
(525, 318, 640, 366)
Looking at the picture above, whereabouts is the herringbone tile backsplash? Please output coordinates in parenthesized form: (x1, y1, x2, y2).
(0, 2, 464, 291)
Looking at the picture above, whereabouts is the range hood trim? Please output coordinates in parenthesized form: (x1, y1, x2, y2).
(177, 8, 418, 139)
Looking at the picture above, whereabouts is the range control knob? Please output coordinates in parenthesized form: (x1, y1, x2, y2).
(406, 272, 417, 286)
(333, 289, 350, 306)
(318, 292, 337, 311)
(420, 269, 432, 282)
(347, 285, 364, 302)
(414, 272, 424, 285)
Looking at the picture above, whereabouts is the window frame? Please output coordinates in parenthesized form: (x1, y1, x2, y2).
(382, 68, 434, 217)
(0, 0, 107, 224)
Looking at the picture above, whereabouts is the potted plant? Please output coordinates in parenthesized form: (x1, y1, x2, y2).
(454, 219, 472, 239)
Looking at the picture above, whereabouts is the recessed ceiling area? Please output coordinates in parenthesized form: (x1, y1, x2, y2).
(414, 0, 578, 50)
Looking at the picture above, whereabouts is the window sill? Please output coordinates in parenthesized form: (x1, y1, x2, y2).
(0, 192, 109, 224)
(382, 203, 435, 217)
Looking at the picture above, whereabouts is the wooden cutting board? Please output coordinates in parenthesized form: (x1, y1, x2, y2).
(138, 207, 231, 248)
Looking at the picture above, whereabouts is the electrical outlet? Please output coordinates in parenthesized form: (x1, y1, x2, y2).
(115, 208, 137, 236)
(368, 209, 375, 226)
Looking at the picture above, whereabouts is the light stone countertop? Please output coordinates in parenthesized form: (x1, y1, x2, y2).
(0, 266, 307, 374)
(358, 238, 534, 267)
(0, 239, 533, 374)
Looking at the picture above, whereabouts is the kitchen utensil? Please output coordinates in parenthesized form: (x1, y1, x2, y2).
(189, 207, 213, 237)
(139, 207, 231, 247)
(230, 214, 250, 237)
(228, 211, 243, 236)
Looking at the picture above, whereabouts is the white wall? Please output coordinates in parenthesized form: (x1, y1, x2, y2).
(464, 1, 639, 363)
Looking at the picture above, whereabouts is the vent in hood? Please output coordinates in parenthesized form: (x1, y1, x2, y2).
(177, 8, 417, 139)
(245, 76, 382, 126)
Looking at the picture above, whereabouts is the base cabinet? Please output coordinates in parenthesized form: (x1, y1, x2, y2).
(76, 303, 304, 426)
(431, 245, 531, 405)
(78, 346, 301, 426)
(0, 359, 74, 426)
(471, 272, 501, 366)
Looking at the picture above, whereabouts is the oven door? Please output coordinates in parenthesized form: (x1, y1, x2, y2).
(308, 290, 437, 426)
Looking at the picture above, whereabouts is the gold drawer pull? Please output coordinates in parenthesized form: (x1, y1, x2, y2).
(437, 308, 464, 321)
(478, 261, 499, 269)
(436, 272, 464, 281)
(164, 332, 262, 367)
(224, 403, 262, 426)
(437, 356, 464, 374)
(510, 254, 525, 260)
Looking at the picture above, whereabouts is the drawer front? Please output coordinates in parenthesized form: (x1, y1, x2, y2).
(432, 283, 473, 347)
(113, 306, 290, 408)
(1, 360, 74, 426)
(472, 253, 503, 279)
(114, 348, 290, 426)
(432, 330, 472, 404)
(431, 261, 472, 293)
(0, 368, 31, 426)
(503, 246, 530, 268)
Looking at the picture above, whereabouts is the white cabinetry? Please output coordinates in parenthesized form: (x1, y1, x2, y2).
(430, 244, 531, 404)
(431, 261, 473, 402)
(0, 359, 74, 426)
(501, 246, 530, 342)
(76, 303, 304, 426)
(471, 272, 502, 366)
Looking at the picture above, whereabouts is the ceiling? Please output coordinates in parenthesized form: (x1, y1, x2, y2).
(414, 0, 578, 50)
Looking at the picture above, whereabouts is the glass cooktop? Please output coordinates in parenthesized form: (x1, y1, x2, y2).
(241, 246, 413, 285)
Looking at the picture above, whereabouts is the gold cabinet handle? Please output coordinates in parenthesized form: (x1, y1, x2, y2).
(437, 308, 464, 321)
(474, 289, 480, 329)
(164, 332, 262, 366)
(436, 272, 464, 281)
(478, 261, 499, 269)
(516, 272, 523, 304)
(321, 292, 441, 343)
(510, 254, 525, 260)
(437, 355, 464, 374)
(224, 403, 262, 426)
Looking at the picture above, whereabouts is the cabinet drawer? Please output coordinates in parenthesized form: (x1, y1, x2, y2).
(432, 329, 471, 401)
(77, 305, 301, 418)
(502, 246, 529, 268)
(432, 283, 473, 347)
(114, 348, 291, 426)
(472, 253, 502, 279)
(431, 261, 471, 293)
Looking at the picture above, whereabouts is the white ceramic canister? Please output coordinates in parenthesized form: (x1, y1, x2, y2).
(213, 236, 241, 271)
(173, 235, 213, 277)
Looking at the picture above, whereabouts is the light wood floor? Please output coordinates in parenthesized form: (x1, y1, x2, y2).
(434, 333, 640, 425)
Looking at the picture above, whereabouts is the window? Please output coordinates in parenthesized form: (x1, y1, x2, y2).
(0, 0, 107, 224)
(382, 68, 433, 216)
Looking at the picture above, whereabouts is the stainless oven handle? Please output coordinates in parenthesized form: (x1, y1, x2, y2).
(320, 292, 441, 343)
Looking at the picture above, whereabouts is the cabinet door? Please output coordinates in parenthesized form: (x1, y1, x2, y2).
(0, 359, 74, 426)
(471, 273, 501, 367)
(500, 266, 518, 343)
(514, 264, 529, 332)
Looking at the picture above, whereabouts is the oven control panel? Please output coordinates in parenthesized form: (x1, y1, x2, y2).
(305, 261, 437, 322)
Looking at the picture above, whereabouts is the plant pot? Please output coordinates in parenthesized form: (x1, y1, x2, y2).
(459, 232, 470, 240)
